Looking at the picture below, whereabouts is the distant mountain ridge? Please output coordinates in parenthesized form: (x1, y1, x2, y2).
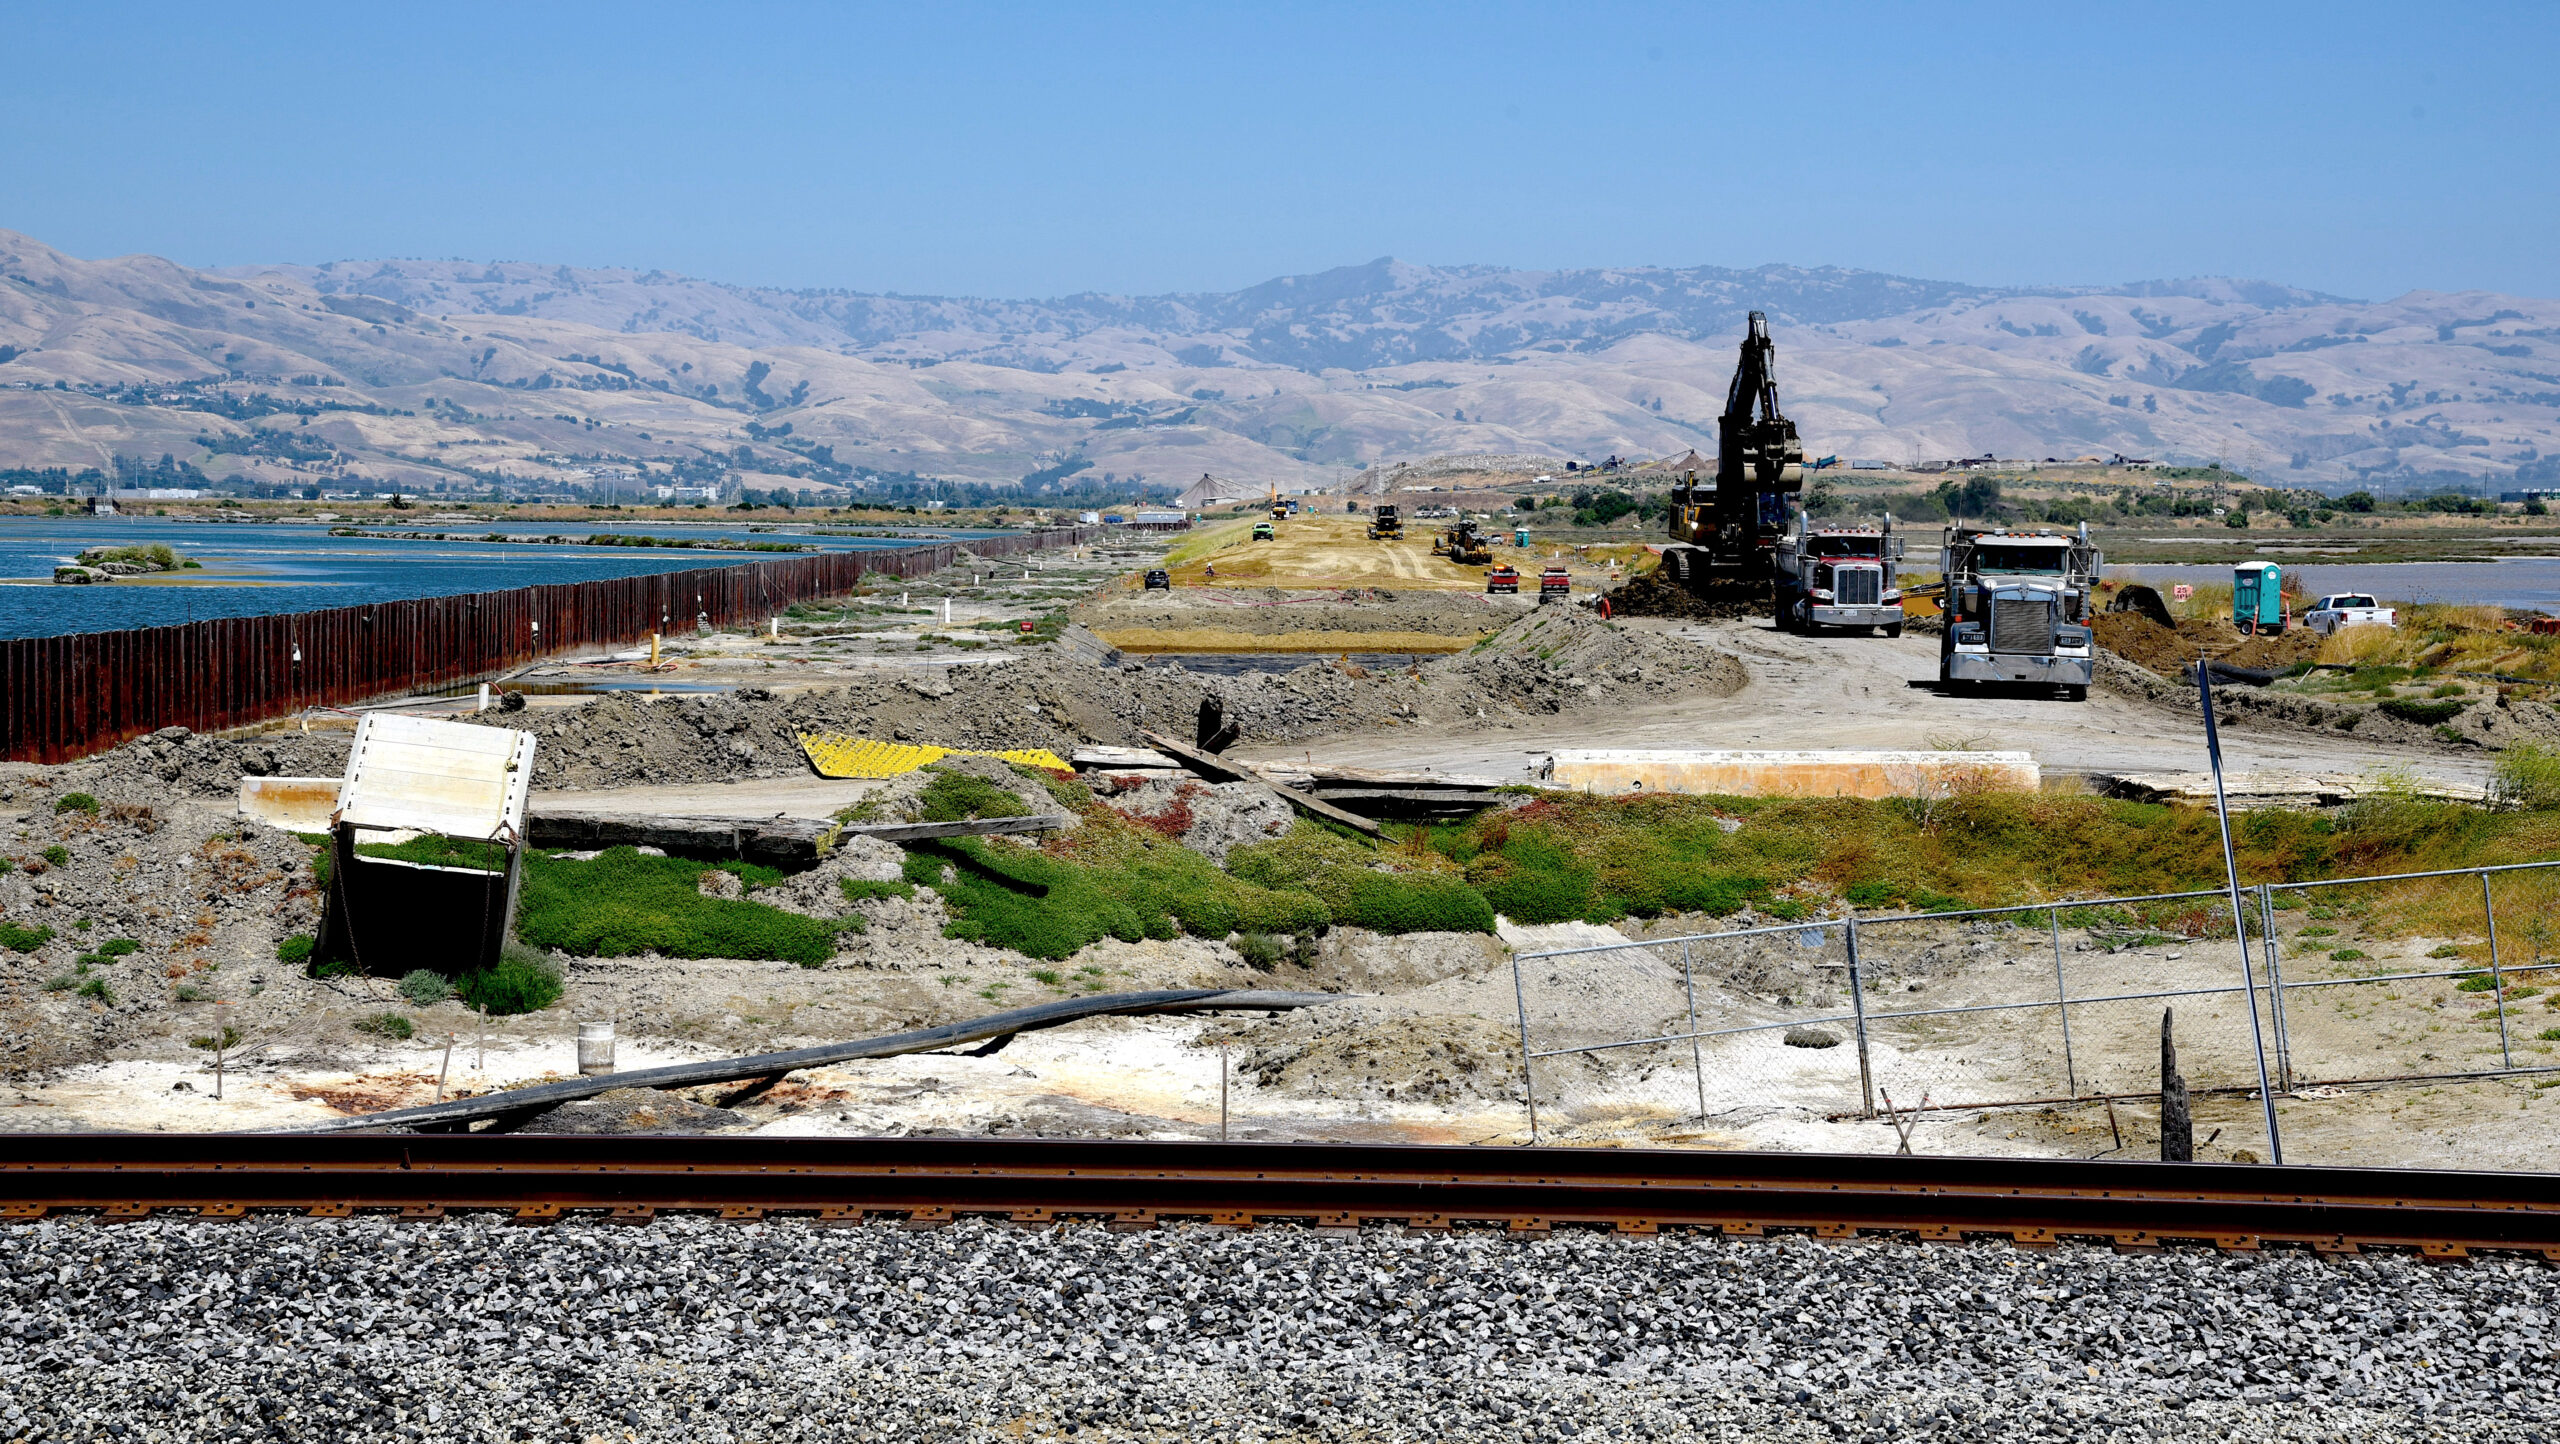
(0, 227, 2552, 493)
(218, 253, 2351, 372)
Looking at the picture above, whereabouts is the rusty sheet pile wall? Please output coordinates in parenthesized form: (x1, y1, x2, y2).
(1, 526, 1101, 764)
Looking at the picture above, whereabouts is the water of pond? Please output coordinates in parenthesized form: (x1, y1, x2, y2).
(0, 517, 993, 641)
(2107, 559, 2560, 612)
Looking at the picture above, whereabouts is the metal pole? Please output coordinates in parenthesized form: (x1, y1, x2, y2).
(1220, 1038, 1230, 1142)
(1511, 953, 1539, 1145)
(1682, 940, 1707, 1125)
(2048, 905, 2078, 1096)
(2197, 662, 2284, 1163)
(2485, 871, 2512, 1071)
(2257, 885, 2293, 1093)
(1845, 917, 1876, 1119)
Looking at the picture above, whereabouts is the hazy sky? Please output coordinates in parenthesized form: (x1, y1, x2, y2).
(7, 2, 2555, 301)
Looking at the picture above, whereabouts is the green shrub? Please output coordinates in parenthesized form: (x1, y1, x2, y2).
(2456, 973, 2498, 991)
(397, 970, 454, 1006)
(507, 847, 846, 967)
(839, 878, 915, 904)
(54, 792, 99, 815)
(2380, 698, 2465, 725)
(2541, 1028, 2560, 1042)
(96, 938, 138, 956)
(1305, 866, 1495, 935)
(1845, 880, 1900, 908)
(74, 952, 111, 969)
(277, 934, 315, 966)
(0, 859, 13, 875)
(456, 949, 562, 1015)
(920, 829, 1328, 962)
(902, 850, 948, 887)
(189, 1024, 244, 1052)
(172, 983, 208, 1002)
(76, 977, 112, 1003)
(39, 846, 68, 868)
(0, 922, 54, 953)
(41, 972, 74, 992)
(914, 771, 1029, 823)
(1233, 933, 1283, 970)
(355, 1012, 414, 1040)
(2426, 944, 2464, 959)
(1029, 968, 1062, 986)
(2330, 948, 2369, 961)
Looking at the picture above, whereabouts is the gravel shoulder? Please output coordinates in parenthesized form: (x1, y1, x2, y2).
(3, 1215, 2550, 1443)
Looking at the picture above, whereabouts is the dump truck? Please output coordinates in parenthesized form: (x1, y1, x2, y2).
(1661, 310, 1804, 599)
(1367, 504, 1403, 540)
(1938, 523, 2101, 700)
(1775, 519, 1904, 636)
(1433, 518, 1491, 565)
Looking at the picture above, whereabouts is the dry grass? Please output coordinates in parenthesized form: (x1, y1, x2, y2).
(2316, 624, 2405, 666)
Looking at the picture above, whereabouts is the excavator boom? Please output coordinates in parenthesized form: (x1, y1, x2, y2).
(1664, 311, 1806, 595)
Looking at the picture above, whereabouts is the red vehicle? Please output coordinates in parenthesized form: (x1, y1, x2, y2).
(1485, 564, 1521, 594)
(1537, 565, 1573, 604)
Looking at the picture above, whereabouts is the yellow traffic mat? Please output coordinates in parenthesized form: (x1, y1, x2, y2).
(797, 733, 1071, 779)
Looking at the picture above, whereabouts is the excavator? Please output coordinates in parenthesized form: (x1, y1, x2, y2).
(1660, 311, 1805, 600)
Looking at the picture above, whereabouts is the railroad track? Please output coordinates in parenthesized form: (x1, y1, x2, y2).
(5, 1136, 2559, 1260)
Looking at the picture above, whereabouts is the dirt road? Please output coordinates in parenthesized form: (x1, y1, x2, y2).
(1234, 615, 2501, 791)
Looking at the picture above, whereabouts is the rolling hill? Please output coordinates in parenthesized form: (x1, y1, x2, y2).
(1, 227, 2553, 497)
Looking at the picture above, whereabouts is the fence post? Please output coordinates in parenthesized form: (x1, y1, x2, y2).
(2257, 885, 2294, 1093)
(1845, 917, 1876, 1120)
(2485, 871, 2513, 1071)
(1682, 940, 1707, 1124)
(2197, 662, 2284, 1164)
(2048, 905, 2078, 1097)
(1510, 953, 1539, 1146)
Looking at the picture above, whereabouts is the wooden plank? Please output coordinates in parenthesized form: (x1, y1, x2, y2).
(837, 814, 1073, 842)
(1139, 730, 1382, 835)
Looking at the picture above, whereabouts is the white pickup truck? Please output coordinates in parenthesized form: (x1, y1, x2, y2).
(2304, 593, 2397, 635)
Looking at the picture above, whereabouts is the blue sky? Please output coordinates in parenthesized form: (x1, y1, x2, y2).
(6, 2, 2556, 301)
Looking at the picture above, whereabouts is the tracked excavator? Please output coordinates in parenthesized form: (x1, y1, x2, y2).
(1660, 311, 1805, 603)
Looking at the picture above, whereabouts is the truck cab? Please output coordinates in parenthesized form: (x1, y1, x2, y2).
(1938, 525, 2100, 700)
(1775, 522, 1903, 635)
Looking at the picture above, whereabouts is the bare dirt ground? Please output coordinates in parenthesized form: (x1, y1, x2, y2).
(0, 528, 2545, 1172)
(1234, 616, 2503, 793)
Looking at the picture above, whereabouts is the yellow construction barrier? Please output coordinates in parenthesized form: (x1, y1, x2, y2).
(796, 733, 1071, 779)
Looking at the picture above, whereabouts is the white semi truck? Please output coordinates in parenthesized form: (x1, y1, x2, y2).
(1937, 523, 2102, 700)
(1774, 519, 1905, 635)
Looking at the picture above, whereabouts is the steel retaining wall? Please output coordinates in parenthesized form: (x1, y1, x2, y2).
(0, 526, 1104, 764)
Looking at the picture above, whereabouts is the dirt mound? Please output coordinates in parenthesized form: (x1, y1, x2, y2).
(1605, 567, 1770, 622)
(2091, 612, 2197, 675)
(1077, 587, 1511, 640)
(1432, 607, 1748, 715)
(2221, 628, 2325, 671)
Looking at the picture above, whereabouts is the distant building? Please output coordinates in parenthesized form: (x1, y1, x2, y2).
(2501, 487, 2560, 503)
(107, 488, 204, 501)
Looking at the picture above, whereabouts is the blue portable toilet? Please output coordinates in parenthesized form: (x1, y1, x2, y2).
(1514, 525, 1532, 547)
(2232, 561, 2285, 635)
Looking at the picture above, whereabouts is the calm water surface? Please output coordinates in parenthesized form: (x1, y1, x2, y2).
(0, 517, 995, 640)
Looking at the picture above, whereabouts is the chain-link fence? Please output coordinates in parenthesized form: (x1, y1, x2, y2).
(1511, 860, 2560, 1165)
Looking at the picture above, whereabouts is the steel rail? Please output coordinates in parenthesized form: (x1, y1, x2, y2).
(3, 1138, 2558, 1259)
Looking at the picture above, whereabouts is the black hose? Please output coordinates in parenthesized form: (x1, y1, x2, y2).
(254, 988, 1342, 1135)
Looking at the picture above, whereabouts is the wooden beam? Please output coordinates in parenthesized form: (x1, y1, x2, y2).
(837, 814, 1073, 842)
(1139, 730, 1382, 835)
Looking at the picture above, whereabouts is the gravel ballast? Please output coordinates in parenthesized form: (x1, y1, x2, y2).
(5, 1217, 2554, 1442)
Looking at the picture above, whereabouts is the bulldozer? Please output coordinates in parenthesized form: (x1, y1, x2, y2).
(1661, 311, 1804, 603)
(1432, 517, 1491, 565)
(1366, 504, 1403, 540)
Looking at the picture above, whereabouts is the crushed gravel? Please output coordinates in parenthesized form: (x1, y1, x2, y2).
(3, 1217, 2551, 1442)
